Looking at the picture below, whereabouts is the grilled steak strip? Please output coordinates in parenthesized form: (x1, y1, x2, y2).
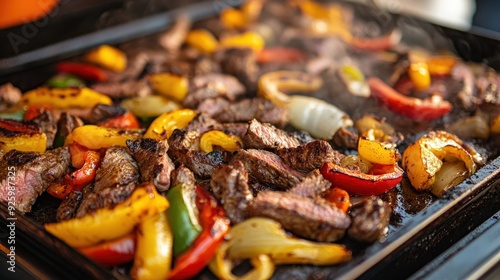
(288, 169, 331, 198)
(348, 196, 392, 243)
(56, 112, 84, 140)
(211, 161, 253, 224)
(76, 146, 139, 217)
(185, 113, 223, 135)
(56, 191, 83, 221)
(231, 149, 304, 189)
(31, 110, 58, 149)
(243, 119, 300, 150)
(170, 165, 196, 187)
(0, 147, 71, 213)
(213, 97, 289, 127)
(248, 191, 351, 242)
(91, 79, 151, 99)
(127, 138, 175, 192)
(277, 140, 342, 172)
(347, 196, 392, 243)
(221, 122, 249, 139)
(219, 48, 259, 93)
(197, 97, 230, 117)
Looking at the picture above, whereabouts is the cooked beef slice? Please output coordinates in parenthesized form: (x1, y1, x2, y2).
(168, 129, 201, 152)
(91, 79, 151, 99)
(0, 147, 71, 213)
(221, 122, 249, 139)
(171, 150, 229, 179)
(288, 169, 331, 198)
(30, 110, 57, 149)
(170, 165, 196, 187)
(197, 97, 230, 117)
(243, 119, 300, 150)
(127, 138, 175, 192)
(332, 126, 359, 150)
(185, 113, 223, 134)
(56, 191, 83, 221)
(85, 104, 126, 124)
(213, 98, 289, 127)
(348, 196, 392, 243)
(193, 56, 221, 76)
(219, 48, 259, 93)
(211, 161, 253, 223)
(231, 149, 304, 189)
(277, 140, 342, 171)
(76, 146, 139, 217)
(0, 83, 22, 111)
(248, 191, 351, 242)
(191, 73, 246, 99)
(56, 112, 84, 140)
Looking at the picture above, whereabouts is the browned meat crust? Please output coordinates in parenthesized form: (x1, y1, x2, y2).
(248, 191, 351, 242)
(288, 169, 331, 198)
(348, 196, 392, 243)
(211, 161, 253, 224)
(213, 98, 289, 127)
(243, 119, 300, 150)
(277, 140, 342, 172)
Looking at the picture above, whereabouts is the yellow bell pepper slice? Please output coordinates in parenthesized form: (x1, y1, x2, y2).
(185, 29, 219, 54)
(144, 109, 197, 140)
(131, 212, 172, 280)
(221, 8, 248, 29)
(0, 120, 47, 153)
(149, 73, 189, 102)
(220, 32, 265, 52)
(408, 62, 431, 91)
(258, 71, 323, 106)
(427, 56, 457, 76)
(85, 45, 127, 72)
(200, 130, 243, 153)
(65, 125, 143, 149)
(21, 87, 112, 109)
(358, 128, 398, 165)
(402, 131, 476, 191)
(44, 183, 169, 248)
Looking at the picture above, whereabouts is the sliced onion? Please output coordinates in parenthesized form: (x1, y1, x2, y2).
(288, 95, 353, 140)
(341, 155, 372, 174)
(430, 160, 468, 197)
(121, 95, 180, 118)
(446, 115, 490, 140)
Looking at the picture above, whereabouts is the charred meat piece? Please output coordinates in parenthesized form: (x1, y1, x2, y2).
(173, 150, 229, 179)
(221, 122, 249, 139)
(30, 110, 57, 149)
(332, 126, 359, 150)
(127, 138, 175, 192)
(288, 169, 331, 198)
(85, 104, 126, 124)
(193, 56, 221, 76)
(185, 113, 223, 135)
(93, 147, 139, 192)
(0, 83, 22, 111)
(197, 97, 230, 117)
(348, 196, 392, 243)
(231, 149, 304, 189)
(277, 140, 342, 172)
(183, 81, 229, 109)
(76, 147, 139, 217)
(56, 191, 83, 221)
(243, 119, 300, 150)
(219, 48, 259, 93)
(170, 165, 196, 187)
(191, 74, 246, 99)
(56, 112, 84, 141)
(0, 147, 71, 213)
(248, 191, 351, 242)
(213, 98, 289, 127)
(168, 129, 200, 152)
(211, 161, 253, 224)
(91, 79, 151, 99)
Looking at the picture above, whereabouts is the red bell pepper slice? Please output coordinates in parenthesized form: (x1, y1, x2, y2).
(324, 187, 350, 213)
(368, 77, 452, 122)
(256, 47, 307, 64)
(98, 111, 140, 129)
(168, 186, 230, 280)
(320, 162, 403, 196)
(78, 233, 136, 267)
(350, 30, 400, 52)
(24, 105, 54, 121)
(47, 150, 102, 199)
(57, 62, 107, 82)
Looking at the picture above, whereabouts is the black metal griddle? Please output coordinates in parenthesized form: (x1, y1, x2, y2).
(0, 1, 499, 279)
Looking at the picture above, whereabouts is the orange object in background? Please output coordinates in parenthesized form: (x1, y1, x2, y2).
(0, 0, 59, 29)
